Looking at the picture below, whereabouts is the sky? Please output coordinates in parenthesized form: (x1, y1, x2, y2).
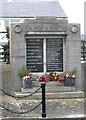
(37, 0, 85, 34)
(58, 0, 85, 35)
(0, 0, 85, 34)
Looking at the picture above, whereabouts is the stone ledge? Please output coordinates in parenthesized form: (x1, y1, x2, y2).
(14, 90, 85, 99)
(21, 86, 77, 93)
(32, 81, 64, 87)
(1, 116, 85, 120)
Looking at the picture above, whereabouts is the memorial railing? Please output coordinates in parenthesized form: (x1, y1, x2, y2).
(0, 83, 46, 118)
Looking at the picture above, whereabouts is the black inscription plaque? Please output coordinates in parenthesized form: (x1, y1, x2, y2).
(26, 39, 43, 72)
(46, 38, 63, 72)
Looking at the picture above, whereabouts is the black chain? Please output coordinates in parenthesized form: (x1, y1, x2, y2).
(0, 88, 16, 98)
(0, 101, 42, 114)
(0, 87, 41, 98)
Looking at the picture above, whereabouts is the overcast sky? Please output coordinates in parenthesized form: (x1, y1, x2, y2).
(58, 0, 85, 34)
(38, 0, 85, 34)
(0, 0, 85, 34)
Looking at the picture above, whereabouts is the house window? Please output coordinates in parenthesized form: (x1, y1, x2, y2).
(26, 38, 63, 73)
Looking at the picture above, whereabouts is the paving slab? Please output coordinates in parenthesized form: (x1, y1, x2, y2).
(0, 95, 85, 119)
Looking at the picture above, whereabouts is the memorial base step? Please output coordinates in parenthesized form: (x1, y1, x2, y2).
(14, 82, 85, 99)
(14, 90, 85, 99)
(21, 86, 77, 93)
(32, 81, 64, 87)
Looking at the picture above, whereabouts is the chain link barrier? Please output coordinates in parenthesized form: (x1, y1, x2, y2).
(0, 83, 46, 117)
(0, 101, 42, 114)
(0, 86, 43, 115)
(0, 87, 41, 98)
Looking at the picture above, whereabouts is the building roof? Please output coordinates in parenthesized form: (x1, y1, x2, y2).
(0, 1, 67, 18)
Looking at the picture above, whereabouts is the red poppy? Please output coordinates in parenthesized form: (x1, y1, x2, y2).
(44, 76, 50, 82)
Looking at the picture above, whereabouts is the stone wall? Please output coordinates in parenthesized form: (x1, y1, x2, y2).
(66, 24, 81, 89)
(81, 62, 86, 92)
(2, 64, 13, 95)
(0, 65, 2, 105)
(0, 65, 2, 90)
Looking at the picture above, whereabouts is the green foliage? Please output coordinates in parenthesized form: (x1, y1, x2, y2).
(68, 67, 77, 75)
(1, 41, 10, 64)
(48, 73, 54, 81)
(6, 27, 9, 39)
(40, 76, 45, 81)
(17, 66, 31, 79)
(48, 72, 59, 81)
(59, 73, 64, 79)
(1, 27, 10, 64)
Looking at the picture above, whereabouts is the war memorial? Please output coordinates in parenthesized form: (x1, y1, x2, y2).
(0, 1, 83, 96)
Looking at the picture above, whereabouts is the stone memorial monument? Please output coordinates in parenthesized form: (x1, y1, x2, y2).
(0, 1, 81, 94)
(9, 17, 81, 92)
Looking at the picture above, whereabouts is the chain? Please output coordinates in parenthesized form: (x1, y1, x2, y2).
(0, 88, 15, 98)
(0, 101, 42, 114)
(0, 87, 41, 98)
(0, 84, 46, 116)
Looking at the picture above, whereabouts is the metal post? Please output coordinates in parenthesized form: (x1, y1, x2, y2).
(41, 83, 46, 118)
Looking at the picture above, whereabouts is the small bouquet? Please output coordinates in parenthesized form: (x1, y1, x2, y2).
(37, 75, 50, 82)
(48, 72, 59, 81)
(63, 67, 77, 79)
(22, 74, 32, 80)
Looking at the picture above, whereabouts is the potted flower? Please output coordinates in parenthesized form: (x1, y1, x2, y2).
(17, 66, 33, 89)
(63, 67, 77, 86)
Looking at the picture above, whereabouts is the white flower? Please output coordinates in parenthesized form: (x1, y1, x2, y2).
(65, 73, 70, 78)
(72, 75, 76, 78)
(23, 76, 27, 80)
(23, 74, 32, 80)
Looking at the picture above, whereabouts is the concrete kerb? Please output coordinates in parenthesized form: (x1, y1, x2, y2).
(1, 117, 85, 120)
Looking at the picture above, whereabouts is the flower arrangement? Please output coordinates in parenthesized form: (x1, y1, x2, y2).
(22, 74, 32, 80)
(48, 72, 59, 81)
(37, 68, 77, 84)
(17, 67, 33, 88)
(63, 67, 77, 79)
(17, 66, 32, 80)
(37, 75, 50, 82)
(63, 67, 77, 86)
(37, 72, 64, 83)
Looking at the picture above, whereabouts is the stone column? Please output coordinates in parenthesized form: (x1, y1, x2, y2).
(66, 24, 81, 89)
